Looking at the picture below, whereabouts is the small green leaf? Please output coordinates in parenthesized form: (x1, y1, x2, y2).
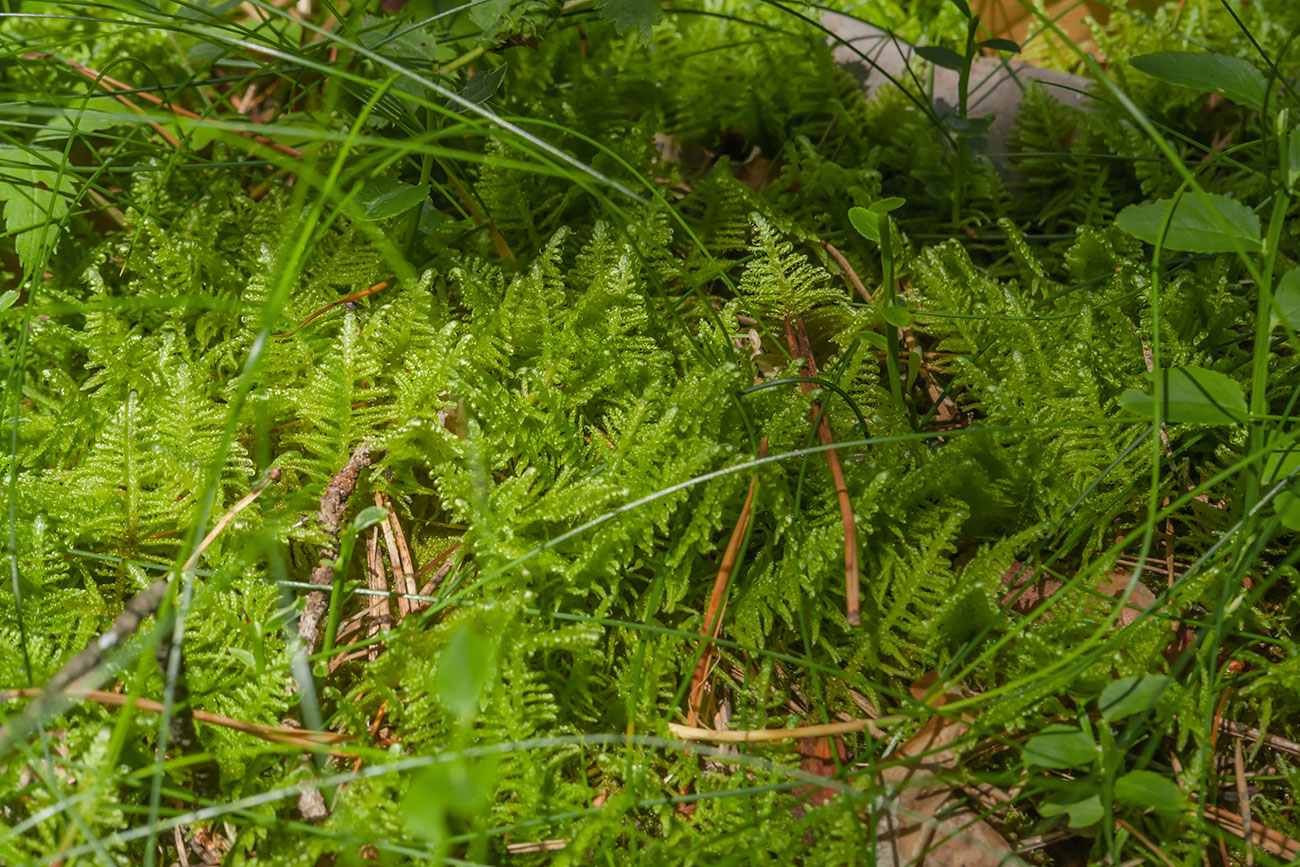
(1099, 675, 1171, 721)
(354, 176, 428, 221)
(980, 38, 1020, 53)
(447, 65, 507, 111)
(948, 0, 971, 18)
(848, 206, 881, 243)
(352, 505, 388, 532)
(881, 303, 910, 328)
(1023, 725, 1099, 769)
(857, 330, 890, 350)
(1262, 445, 1300, 531)
(0, 145, 76, 274)
(1274, 268, 1300, 332)
(1118, 365, 1247, 425)
(1115, 193, 1260, 253)
(1114, 770, 1185, 814)
(435, 625, 491, 721)
(0, 290, 18, 313)
(359, 17, 452, 62)
(916, 45, 966, 72)
(1130, 51, 1269, 113)
(403, 757, 497, 846)
(869, 197, 906, 215)
(1040, 779, 1104, 828)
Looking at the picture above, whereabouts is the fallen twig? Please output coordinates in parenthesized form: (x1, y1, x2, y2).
(1204, 804, 1300, 860)
(297, 445, 384, 654)
(375, 492, 418, 619)
(1218, 718, 1300, 758)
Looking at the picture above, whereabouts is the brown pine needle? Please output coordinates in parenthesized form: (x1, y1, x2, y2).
(58, 58, 304, 158)
(686, 439, 766, 726)
(374, 493, 418, 619)
(822, 240, 872, 304)
(185, 467, 281, 573)
(1234, 736, 1254, 867)
(283, 279, 394, 336)
(785, 316, 861, 626)
(1, 688, 350, 747)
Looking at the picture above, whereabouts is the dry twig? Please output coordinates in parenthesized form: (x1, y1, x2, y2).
(297, 445, 384, 654)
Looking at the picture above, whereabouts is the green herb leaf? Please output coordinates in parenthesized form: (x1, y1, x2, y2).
(597, 0, 661, 42)
(1262, 445, 1300, 531)
(355, 176, 428, 221)
(1115, 193, 1260, 253)
(0, 146, 76, 274)
(1023, 725, 1099, 769)
(448, 65, 507, 111)
(980, 38, 1020, 53)
(1274, 268, 1300, 331)
(435, 625, 491, 721)
(1098, 675, 1171, 721)
(1118, 365, 1248, 425)
(403, 758, 497, 846)
(1130, 51, 1269, 113)
(0, 290, 18, 313)
(881, 303, 910, 328)
(869, 197, 906, 215)
(352, 505, 388, 532)
(176, 0, 241, 20)
(1040, 779, 1104, 827)
(848, 206, 881, 242)
(916, 45, 966, 71)
(1114, 770, 1185, 814)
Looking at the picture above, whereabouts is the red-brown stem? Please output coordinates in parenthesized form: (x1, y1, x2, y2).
(61, 58, 304, 157)
(785, 316, 861, 626)
(687, 440, 767, 725)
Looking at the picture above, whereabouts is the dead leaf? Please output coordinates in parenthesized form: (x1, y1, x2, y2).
(796, 734, 848, 808)
(874, 675, 1025, 865)
(1001, 563, 1157, 628)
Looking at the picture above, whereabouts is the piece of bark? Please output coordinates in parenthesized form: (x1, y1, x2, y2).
(297, 445, 384, 654)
